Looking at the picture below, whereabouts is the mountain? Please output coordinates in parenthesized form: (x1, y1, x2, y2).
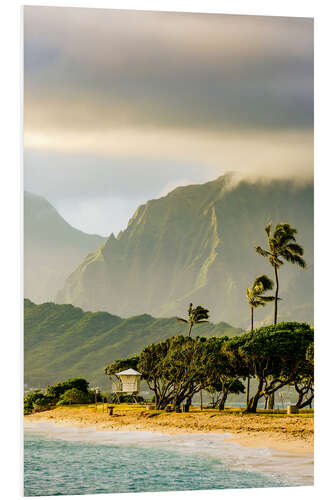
(56, 175, 313, 328)
(24, 191, 106, 303)
(24, 299, 242, 389)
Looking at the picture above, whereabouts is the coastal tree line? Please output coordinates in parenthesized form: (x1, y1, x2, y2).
(25, 221, 313, 414)
(105, 221, 313, 413)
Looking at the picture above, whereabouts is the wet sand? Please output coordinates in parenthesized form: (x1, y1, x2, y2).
(24, 405, 313, 455)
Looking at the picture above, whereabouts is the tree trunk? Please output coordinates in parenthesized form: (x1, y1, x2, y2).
(246, 307, 254, 406)
(298, 395, 314, 409)
(245, 378, 264, 413)
(251, 306, 254, 331)
(188, 323, 193, 337)
(274, 264, 279, 325)
(296, 391, 304, 408)
(246, 392, 263, 413)
(268, 392, 274, 409)
(218, 390, 228, 411)
(246, 377, 250, 406)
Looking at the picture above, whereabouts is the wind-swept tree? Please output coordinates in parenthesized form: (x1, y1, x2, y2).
(255, 222, 306, 325)
(203, 336, 247, 410)
(245, 274, 275, 405)
(177, 303, 209, 337)
(246, 275, 275, 331)
(176, 303, 210, 408)
(224, 322, 313, 413)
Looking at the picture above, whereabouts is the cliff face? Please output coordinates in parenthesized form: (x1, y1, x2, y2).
(24, 191, 105, 303)
(56, 175, 313, 327)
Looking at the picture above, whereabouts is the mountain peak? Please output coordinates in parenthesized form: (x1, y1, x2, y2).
(56, 177, 313, 327)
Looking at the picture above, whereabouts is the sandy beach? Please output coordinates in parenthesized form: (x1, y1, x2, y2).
(24, 405, 313, 455)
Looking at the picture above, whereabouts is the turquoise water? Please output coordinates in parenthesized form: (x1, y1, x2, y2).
(24, 425, 312, 496)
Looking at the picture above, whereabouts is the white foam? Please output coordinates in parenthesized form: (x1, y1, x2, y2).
(24, 421, 313, 486)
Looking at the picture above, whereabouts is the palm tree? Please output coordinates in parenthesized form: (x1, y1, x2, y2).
(176, 303, 210, 410)
(255, 222, 306, 325)
(246, 275, 275, 332)
(177, 303, 210, 337)
(245, 275, 275, 406)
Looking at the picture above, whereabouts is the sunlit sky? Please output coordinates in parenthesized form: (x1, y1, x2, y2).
(24, 7, 313, 236)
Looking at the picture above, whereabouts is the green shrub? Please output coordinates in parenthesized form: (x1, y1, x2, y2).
(45, 378, 89, 401)
(57, 388, 90, 405)
(24, 391, 53, 414)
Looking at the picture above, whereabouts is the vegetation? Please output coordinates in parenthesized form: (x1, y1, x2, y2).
(105, 322, 313, 413)
(57, 388, 90, 405)
(25, 299, 241, 389)
(24, 377, 91, 414)
(246, 275, 275, 331)
(224, 323, 313, 412)
(24, 391, 53, 414)
(45, 378, 89, 401)
(245, 274, 275, 405)
(176, 303, 210, 337)
(202, 336, 246, 410)
(55, 176, 313, 327)
(255, 223, 306, 325)
(25, 214, 314, 414)
(293, 341, 314, 409)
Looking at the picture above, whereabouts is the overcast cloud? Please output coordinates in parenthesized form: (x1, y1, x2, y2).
(24, 7, 313, 236)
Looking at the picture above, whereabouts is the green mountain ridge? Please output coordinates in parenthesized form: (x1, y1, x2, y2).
(56, 175, 313, 328)
(24, 191, 106, 303)
(24, 299, 242, 389)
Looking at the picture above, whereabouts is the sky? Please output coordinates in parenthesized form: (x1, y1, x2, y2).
(24, 6, 313, 236)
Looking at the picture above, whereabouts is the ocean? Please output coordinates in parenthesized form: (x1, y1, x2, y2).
(24, 423, 313, 496)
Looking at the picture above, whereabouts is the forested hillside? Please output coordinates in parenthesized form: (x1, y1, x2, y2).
(24, 299, 242, 389)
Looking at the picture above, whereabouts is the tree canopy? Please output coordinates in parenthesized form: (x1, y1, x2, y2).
(224, 322, 314, 412)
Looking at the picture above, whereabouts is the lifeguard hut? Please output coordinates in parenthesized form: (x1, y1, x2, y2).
(111, 368, 142, 403)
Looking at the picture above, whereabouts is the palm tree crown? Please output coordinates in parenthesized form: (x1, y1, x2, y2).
(177, 303, 210, 337)
(246, 275, 275, 311)
(256, 222, 306, 270)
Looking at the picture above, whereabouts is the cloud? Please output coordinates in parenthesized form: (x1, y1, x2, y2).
(25, 127, 313, 182)
(23, 7, 313, 235)
(24, 7, 313, 134)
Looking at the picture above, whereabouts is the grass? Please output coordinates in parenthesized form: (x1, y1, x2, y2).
(71, 403, 314, 417)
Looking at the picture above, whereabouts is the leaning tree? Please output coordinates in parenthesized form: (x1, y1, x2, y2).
(176, 303, 209, 337)
(255, 222, 306, 325)
(203, 336, 246, 410)
(224, 322, 314, 413)
(245, 274, 275, 405)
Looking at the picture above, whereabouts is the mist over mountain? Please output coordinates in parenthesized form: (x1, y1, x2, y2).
(24, 191, 106, 303)
(56, 175, 313, 328)
(24, 299, 241, 389)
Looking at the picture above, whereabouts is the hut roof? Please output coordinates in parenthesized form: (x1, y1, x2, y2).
(116, 368, 142, 376)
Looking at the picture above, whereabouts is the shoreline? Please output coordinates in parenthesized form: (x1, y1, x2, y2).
(24, 405, 314, 456)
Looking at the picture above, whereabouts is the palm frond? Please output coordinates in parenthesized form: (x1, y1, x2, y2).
(176, 317, 188, 324)
(265, 222, 272, 238)
(259, 296, 275, 302)
(255, 246, 271, 258)
(253, 274, 274, 291)
(285, 243, 304, 256)
(280, 248, 306, 268)
(274, 223, 297, 245)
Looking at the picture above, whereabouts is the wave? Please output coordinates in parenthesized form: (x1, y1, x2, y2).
(24, 421, 313, 486)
